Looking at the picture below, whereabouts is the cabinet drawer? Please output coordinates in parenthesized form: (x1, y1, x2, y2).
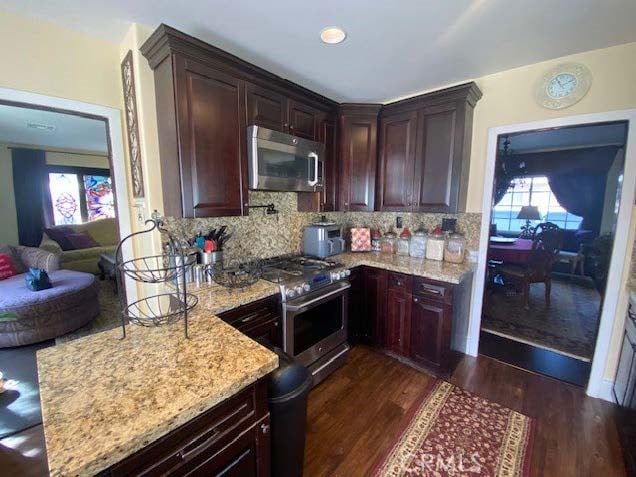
(108, 382, 267, 477)
(413, 277, 452, 303)
(219, 297, 279, 329)
(387, 272, 412, 292)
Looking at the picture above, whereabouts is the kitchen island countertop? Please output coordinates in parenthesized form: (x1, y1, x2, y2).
(37, 284, 279, 477)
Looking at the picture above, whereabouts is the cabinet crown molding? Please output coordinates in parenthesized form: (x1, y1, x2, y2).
(140, 24, 337, 111)
(383, 82, 483, 113)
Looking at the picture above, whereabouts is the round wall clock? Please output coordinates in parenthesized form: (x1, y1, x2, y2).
(535, 62, 592, 110)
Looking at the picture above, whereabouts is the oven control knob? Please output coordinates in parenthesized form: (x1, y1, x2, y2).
(302, 283, 311, 292)
(331, 271, 341, 280)
(295, 285, 304, 295)
(344, 269, 351, 277)
(286, 288, 296, 298)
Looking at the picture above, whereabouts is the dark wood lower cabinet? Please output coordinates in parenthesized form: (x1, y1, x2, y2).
(386, 287, 412, 356)
(218, 296, 281, 348)
(353, 267, 459, 375)
(101, 381, 270, 477)
(363, 267, 388, 346)
(410, 296, 452, 371)
(347, 267, 365, 345)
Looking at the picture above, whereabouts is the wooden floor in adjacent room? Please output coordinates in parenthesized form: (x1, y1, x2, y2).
(304, 345, 625, 477)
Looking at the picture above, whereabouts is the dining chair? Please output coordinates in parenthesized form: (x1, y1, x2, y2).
(496, 228, 562, 309)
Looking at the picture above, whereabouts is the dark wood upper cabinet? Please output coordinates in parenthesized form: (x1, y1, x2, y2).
(287, 99, 320, 140)
(338, 104, 381, 212)
(176, 57, 247, 217)
(141, 25, 336, 218)
(246, 82, 286, 131)
(377, 110, 418, 211)
(378, 83, 481, 213)
(413, 103, 460, 212)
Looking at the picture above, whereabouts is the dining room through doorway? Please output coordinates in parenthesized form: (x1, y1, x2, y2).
(479, 121, 628, 386)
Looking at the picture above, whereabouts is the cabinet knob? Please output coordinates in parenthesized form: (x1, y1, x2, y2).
(284, 123, 289, 127)
(413, 297, 419, 303)
(396, 281, 402, 286)
(344, 202, 349, 206)
(261, 423, 270, 434)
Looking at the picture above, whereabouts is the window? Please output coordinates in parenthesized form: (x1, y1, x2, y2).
(493, 176, 583, 232)
(48, 170, 116, 225)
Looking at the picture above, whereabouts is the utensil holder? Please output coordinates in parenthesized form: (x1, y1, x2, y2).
(199, 251, 223, 265)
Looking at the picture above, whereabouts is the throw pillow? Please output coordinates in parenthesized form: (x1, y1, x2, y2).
(66, 231, 99, 250)
(45, 226, 75, 251)
(0, 245, 26, 274)
(0, 254, 16, 280)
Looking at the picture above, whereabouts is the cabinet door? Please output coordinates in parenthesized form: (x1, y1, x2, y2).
(339, 115, 378, 211)
(287, 99, 319, 140)
(246, 83, 286, 132)
(319, 117, 338, 211)
(386, 288, 412, 356)
(377, 110, 418, 211)
(363, 267, 387, 346)
(347, 267, 365, 345)
(413, 103, 459, 213)
(176, 57, 247, 217)
(410, 297, 452, 370)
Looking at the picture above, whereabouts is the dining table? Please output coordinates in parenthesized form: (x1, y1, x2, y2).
(488, 238, 534, 265)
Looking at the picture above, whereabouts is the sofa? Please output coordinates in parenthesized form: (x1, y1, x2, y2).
(39, 218, 118, 274)
(0, 246, 99, 347)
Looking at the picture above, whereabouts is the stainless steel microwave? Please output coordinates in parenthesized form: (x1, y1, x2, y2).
(247, 125, 325, 192)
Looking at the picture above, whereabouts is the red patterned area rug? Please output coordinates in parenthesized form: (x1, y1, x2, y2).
(374, 381, 535, 477)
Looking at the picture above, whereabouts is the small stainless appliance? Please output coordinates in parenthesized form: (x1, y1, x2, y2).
(303, 222, 345, 258)
(261, 255, 351, 386)
(247, 125, 325, 192)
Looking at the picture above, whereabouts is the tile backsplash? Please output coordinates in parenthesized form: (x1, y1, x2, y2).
(163, 192, 482, 260)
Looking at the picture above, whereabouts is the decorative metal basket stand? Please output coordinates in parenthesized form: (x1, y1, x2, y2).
(115, 214, 198, 338)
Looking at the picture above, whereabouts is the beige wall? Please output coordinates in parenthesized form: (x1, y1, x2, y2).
(465, 42, 636, 212)
(0, 9, 132, 244)
(46, 150, 110, 169)
(0, 8, 122, 109)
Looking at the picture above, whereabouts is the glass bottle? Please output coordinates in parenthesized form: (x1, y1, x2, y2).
(409, 229, 428, 258)
(381, 232, 397, 254)
(444, 233, 466, 264)
(426, 227, 445, 261)
(397, 228, 411, 256)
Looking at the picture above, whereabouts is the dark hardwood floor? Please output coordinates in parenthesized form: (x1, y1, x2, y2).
(305, 345, 625, 477)
(1, 345, 625, 476)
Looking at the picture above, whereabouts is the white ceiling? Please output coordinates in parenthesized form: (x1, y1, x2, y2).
(501, 122, 628, 153)
(3, 1, 636, 102)
(0, 104, 109, 153)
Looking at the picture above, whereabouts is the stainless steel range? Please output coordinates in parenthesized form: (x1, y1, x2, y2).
(262, 255, 351, 386)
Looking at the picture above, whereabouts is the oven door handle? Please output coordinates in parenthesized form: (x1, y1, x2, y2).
(286, 283, 351, 312)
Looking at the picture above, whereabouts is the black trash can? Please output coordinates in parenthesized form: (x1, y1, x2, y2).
(268, 347, 313, 477)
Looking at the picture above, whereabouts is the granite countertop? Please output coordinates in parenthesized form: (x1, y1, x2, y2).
(37, 291, 279, 477)
(337, 251, 474, 284)
(185, 279, 279, 314)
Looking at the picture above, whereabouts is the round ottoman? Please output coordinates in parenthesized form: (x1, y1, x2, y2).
(0, 270, 100, 347)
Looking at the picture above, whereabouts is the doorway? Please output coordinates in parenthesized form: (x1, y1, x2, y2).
(479, 122, 627, 386)
(468, 109, 636, 400)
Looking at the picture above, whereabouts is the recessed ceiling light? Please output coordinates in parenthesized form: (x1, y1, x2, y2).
(320, 27, 346, 45)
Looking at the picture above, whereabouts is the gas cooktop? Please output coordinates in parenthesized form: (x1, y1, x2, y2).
(261, 255, 350, 300)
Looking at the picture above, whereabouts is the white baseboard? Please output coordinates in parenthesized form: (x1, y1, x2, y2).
(588, 379, 616, 403)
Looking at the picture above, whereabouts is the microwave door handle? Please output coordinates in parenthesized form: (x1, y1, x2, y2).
(307, 152, 319, 186)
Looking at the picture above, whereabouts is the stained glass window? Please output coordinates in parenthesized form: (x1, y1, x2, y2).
(49, 173, 82, 225)
(83, 175, 115, 221)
